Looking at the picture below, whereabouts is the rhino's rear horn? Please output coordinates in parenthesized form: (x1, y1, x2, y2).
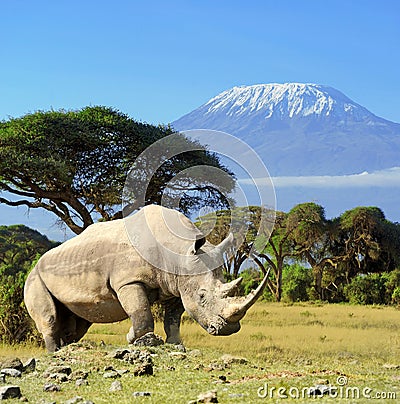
(218, 277, 243, 298)
(214, 233, 234, 256)
(223, 268, 270, 323)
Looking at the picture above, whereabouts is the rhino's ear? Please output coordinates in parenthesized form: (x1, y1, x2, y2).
(187, 237, 206, 255)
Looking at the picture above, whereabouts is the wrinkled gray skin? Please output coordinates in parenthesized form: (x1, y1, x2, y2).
(24, 205, 268, 352)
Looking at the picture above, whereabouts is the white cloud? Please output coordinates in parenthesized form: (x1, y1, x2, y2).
(238, 167, 400, 188)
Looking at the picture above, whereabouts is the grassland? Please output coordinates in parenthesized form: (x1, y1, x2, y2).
(1, 302, 400, 403)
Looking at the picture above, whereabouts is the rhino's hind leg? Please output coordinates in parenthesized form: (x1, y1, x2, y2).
(58, 307, 92, 346)
(164, 297, 185, 344)
(24, 270, 61, 352)
(117, 283, 154, 344)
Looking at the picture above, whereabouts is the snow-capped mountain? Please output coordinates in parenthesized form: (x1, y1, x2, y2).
(202, 83, 373, 121)
(173, 83, 400, 176)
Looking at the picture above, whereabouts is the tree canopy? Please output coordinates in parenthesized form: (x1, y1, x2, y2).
(0, 107, 234, 234)
(197, 204, 400, 302)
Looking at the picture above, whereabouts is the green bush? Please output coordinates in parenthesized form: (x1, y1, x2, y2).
(282, 264, 313, 302)
(392, 287, 400, 305)
(0, 225, 58, 344)
(344, 273, 390, 305)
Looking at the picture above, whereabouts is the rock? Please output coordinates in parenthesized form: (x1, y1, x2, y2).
(220, 354, 247, 365)
(76, 379, 89, 387)
(132, 391, 151, 397)
(116, 369, 129, 375)
(196, 390, 218, 403)
(23, 358, 36, 373)
(0, 368, 22, 378)
(189, 349, 202, 357)
(382, 363, 400, 369)
(0, 374, 4, 383)
(0, 358, 23, 372)
(103, 371, 120, 379)
(109, 349, 130, 359)
(169, 352, 187, 360)
(133, 332, 164, 347)
(65, 396, 87, 404)
(43, 366, 72, 378)
(0, 385, 21, 400)
(133, 363, 153, 376)
(47, 373, 69, 383)
(43, 383, 61, 392)
(109, 380, 122, 392)
(228, 393, 244, 398)
(70, 370, 89, 380)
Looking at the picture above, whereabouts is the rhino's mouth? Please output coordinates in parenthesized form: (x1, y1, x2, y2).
(207, 316, 240, 336)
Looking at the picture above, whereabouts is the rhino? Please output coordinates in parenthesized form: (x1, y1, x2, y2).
(24, 205, 268, 352)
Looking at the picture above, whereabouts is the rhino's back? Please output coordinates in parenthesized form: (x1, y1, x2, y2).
(34, 219, 146, 322)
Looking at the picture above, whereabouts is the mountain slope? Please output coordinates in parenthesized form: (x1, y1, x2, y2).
(173, 83, 400, 176)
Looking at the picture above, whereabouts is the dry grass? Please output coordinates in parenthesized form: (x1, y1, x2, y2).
(86, 302, 400, 363)
(1, 302, 400, 403)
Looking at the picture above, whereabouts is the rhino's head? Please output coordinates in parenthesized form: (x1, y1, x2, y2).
(178, 235, 269, 336)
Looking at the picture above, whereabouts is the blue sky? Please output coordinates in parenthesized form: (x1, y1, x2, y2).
(1, 0, 400, 125)
(1, 0, 400, 239)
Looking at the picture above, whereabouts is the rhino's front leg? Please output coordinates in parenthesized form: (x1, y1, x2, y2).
(117, 283, 154, 344)
(164, 297, 185, 344)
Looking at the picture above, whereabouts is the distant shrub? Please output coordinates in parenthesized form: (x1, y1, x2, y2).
(237, 267, 274, 301)
(391, 287, 400, 305)
(344, 273, 389, 305)
(282, 264, 313, 303)
(0, 225, 58, 344)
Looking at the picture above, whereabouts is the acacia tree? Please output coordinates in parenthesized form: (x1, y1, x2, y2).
(0, 107, 234, 234)
(285, 203, 335, 300)
(334, 207, 400, 282)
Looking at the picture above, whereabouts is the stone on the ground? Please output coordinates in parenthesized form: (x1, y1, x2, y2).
(70, 370, 89, 380)
(0, 368, 21, 378)
(169, 352, 187, 360)
(188, 349, 202, 357)
(382, 363, 400, 369)
(132, 391, 151, 397)
(109, 380, 122, 392)
(23, 358, 36, 373)
(43, 383, 61, 392)
(0, 385, 21, 400)
(47, 373, 69, 383)
(43, 366, 72, 378)
(109, 349, 130, 359)
(220, 354, 247, 365)
(64, 396, 94, 404)
(190, 390, 218, 403)
(133, 332, 164, 347)
(103, 371, 120, 379)
(76, 379, 89, 387)
(0, 358, 23, 372)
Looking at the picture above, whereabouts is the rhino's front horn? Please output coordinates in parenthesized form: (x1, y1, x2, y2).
(223, 268, 270, 323)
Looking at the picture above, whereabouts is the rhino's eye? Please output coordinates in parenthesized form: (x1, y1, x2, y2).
(198, 289, 207, 301)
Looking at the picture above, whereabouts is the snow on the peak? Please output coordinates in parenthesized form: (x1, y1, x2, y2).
(204, 83, 371, 121)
